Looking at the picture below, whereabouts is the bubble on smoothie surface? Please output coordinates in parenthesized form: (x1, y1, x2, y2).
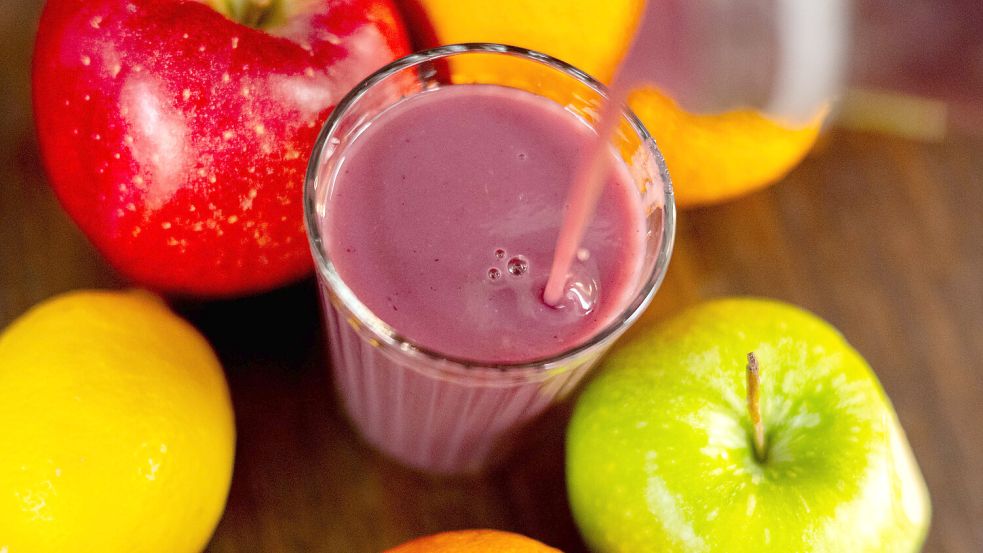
(507, 256, 529, 276)
(488, 267, 502, 281)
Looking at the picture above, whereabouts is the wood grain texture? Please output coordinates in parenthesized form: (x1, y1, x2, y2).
(3, 1, 982, 551)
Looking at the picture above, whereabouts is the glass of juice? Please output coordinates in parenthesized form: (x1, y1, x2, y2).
(304, 44, 675, 475)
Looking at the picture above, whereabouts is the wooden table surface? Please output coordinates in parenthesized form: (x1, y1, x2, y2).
(3, 2, 982, 552)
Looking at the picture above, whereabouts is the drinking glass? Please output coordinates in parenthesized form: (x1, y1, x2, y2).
(304, 44, 675, 475)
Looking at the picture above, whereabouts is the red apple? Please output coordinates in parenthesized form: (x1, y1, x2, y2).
(33, 0, 410, 296)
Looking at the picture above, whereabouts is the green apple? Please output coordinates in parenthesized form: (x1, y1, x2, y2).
(567, 298, 930, 552)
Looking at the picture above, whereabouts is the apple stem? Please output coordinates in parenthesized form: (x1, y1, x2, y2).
(746, 352, 767, 462)
(227, 0, 273, 28)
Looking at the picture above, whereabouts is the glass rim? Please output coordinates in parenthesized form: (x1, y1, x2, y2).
(303, 43, 676, 375)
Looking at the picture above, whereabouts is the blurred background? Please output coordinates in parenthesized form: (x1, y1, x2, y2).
(628, 0, 983, 137)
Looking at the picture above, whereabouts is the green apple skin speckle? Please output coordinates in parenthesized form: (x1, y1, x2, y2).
(566, 298, 930, 553)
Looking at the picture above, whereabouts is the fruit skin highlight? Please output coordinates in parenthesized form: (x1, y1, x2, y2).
(385, 529, 562, 552)
(0, 290, 235, 553)
(32, 0, 410, 297)
(401, 0, 822, 208)
(567, 298, 930, 553)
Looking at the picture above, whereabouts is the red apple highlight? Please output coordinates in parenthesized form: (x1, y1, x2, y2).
(33, 0, 411, 296)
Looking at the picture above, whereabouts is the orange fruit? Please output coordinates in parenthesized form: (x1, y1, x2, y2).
(400, 0, 643, 83)
(385, 529, 562, 552)
(400, 0, 824, 208)
(0, 290, 235, 553)
(629, 87, 825, 208)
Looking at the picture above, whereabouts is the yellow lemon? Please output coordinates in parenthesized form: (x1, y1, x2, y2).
(0, 290, 235, 553)
(402, 0, 823, 207)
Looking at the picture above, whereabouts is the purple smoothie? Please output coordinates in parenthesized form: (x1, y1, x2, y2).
(317, 83, 651, 473)
(324, 85, 646, 363)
